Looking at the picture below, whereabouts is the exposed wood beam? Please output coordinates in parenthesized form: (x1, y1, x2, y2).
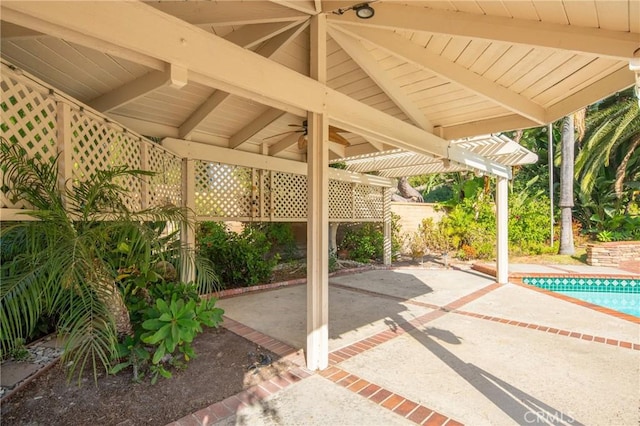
(223, 20, 304, 50)
(0, 21, 42, 39)
(268, 132, 300, 156)
(328, 3, 639, 60)
(1, 1, 451, 160)
(545, 66, 634, 123)
(328, 141, 346, 157)
(335, 25, 547, 124)
(179, 22, 308, 139)
(229, 108, 286, 149)
(328, 26, 433, 131)
(321, 1, 359, 14)
(89, 66, 178, 112)
(162, 138, 394, 187)
(266, 0, 317, 15)
(147, 2, 307, 26)
(439, 115, 539, 140)
(256, 20, 310, 58)
(178, 90, 230, 140)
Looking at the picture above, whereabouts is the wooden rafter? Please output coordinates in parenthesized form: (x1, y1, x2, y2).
(334, 25, 547, 125)
(328, 26, 433, 131)
(328, 3, 639, 60)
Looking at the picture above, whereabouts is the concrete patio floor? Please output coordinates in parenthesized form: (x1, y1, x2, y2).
(171, 266, 639, 426)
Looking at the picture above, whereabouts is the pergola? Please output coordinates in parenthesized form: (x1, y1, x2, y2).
(1, 0, 638, 370)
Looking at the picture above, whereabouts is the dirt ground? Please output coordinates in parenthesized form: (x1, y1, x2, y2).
(0, 327, 293, 426)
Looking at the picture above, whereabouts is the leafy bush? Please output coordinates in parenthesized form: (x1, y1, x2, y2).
(340, 223, 384, 263)
(113, 282, 223, 383)
(250, 222, 297, 260)
(198, 222, 277, 288)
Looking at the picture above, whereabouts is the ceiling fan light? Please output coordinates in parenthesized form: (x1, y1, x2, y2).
(354, 4, 375, 19)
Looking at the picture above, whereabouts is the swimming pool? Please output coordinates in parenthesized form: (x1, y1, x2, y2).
(523, 277, 640, 318)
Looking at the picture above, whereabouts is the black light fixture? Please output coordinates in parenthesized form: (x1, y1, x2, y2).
(354, 3, 375, 19)
(333, 2, 376, 19)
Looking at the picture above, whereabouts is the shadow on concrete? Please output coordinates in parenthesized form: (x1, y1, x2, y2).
(391, 317, 585, 426)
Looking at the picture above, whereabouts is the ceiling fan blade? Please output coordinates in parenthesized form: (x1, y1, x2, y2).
(328, 128, 350, 146)
(297, 134, 307, 150)
(263, 129, 304, 140)
(329, 125, 347, 134)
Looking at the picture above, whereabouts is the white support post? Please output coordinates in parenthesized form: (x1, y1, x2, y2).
(383, 187, 392, 265)
(180, 158, 196, 283)
(306, 13, 329, 371)
(496, 176, 509, 284)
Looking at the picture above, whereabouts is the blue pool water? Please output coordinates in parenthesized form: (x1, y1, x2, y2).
(523, 277, 640, 318)
(557, 291, 640, 317)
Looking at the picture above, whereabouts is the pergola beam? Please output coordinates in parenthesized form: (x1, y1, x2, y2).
(148, 1, 307, 26)
(268, 132, 300, 156)
(335, 25, 547, 125)
(223, 20, 304, 50)
(439, 115, 539, 140)
(328, 26, 433, 131)
(0, 1, 451, 160)
(545, 66, 634, 122)
(179, 22, 308, 139)
(328, 3, 639, 60)
(89, 64, 187, 113)
(229, 108, 286, 149)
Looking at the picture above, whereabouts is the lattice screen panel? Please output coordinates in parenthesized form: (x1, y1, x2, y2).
(353, 184, 383, 219)
(329, 180, 353, 219)
(70, 108, 142, 211)
(147, 143, 182, 207)
(271, 172, 307, 219)
(1, 74, 57, 209)
(194, 160, 254, 218)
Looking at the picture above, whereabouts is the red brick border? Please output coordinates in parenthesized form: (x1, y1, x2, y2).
(318, 366, 463, 425)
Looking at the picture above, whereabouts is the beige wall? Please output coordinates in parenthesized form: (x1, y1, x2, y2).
(391, 202, 445, 236)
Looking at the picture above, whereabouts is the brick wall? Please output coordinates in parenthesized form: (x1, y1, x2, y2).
(586, 241, 640, 267)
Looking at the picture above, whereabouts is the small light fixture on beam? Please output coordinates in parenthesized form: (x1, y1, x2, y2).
(333, 2, 376, 19)
(354, 3, 375, 19)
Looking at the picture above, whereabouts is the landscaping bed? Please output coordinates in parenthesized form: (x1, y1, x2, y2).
(1, 327, 292, 425)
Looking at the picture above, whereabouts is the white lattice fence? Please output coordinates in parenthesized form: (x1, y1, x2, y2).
(1, 71, 58, 209)
(1, 64, 182, 215)
(146, 144, 182, 208)
(192, 162, 385, 222)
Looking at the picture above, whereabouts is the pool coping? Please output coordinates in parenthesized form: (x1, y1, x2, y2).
(472, 264, 640, 324)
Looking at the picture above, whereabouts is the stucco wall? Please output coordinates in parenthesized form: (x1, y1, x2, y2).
(391, 202, 445, 236)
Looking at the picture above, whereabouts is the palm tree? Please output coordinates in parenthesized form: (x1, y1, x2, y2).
(558, 109, 585, 255)
(0, 140, 216, 380)
(575, 88, 640, 199)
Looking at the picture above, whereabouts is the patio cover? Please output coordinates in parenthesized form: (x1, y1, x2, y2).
(1, 0, 638, 370)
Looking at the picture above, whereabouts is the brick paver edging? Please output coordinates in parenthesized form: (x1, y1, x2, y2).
(167, 366, 312, 426)
(319, 365, 463, 426)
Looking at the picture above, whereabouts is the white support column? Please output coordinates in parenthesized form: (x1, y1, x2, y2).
(496, 176, 509, 284)
(180, 158, 196, 283)
(306, 13, 329, 371)
(383, 187, 392, 265)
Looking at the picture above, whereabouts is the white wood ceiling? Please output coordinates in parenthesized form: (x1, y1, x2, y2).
(1, 0, 637, 170)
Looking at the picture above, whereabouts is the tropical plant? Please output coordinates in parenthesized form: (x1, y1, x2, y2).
(575, 88, 640, 199)
(0, 140, 218, 381)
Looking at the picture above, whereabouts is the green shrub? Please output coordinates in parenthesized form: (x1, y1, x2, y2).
(114, 282, 223, 383)
(197, 222, 277, 288)
(340, 223, 384, 263)
(250, 222, 297, 260)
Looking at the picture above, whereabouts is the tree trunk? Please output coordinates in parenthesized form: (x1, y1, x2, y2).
(559, 116, 575, 255)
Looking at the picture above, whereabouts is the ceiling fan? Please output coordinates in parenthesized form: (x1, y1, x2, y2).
(264, 120, 350, 150)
